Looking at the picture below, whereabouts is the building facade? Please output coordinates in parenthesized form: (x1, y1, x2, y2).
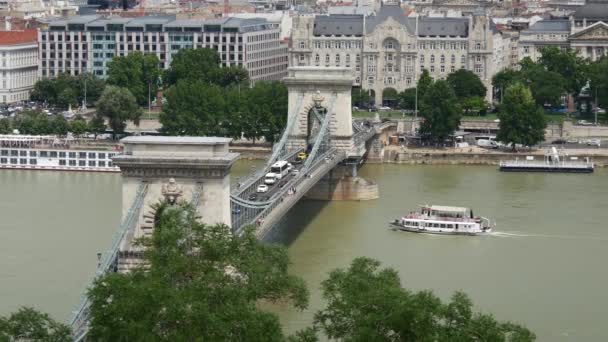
(0, 30, 38, 104)
(518, 0, 608, 63)
(290, 5, 496, 105)
(38, 15, 288, 84)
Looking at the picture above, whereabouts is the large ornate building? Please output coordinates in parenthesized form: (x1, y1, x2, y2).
(290, 5, 496, 106)
(519, 0, 608, 62)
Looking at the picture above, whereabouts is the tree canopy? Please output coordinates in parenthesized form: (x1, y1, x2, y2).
(30, 73, 106, 109)
(0, 307, 71, 342)
(106, 52, 161, 106)
(497, 82, 547, 149)
(447, 68, 487, 99)
(313, 257, 535, 342)
(538, 46, 585, 94)
(419, 80, 461, 142)
(87, 202, 308, 341)
(95, 85, 142, 136)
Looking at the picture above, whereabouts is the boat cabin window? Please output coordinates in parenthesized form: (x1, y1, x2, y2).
(447, 224, 453, 229)
(29, 159, 37, 165)
(40, 151, 48, 157)
(19, 158, 27, 164)
(59, 152, 66, 158)
(79, 152, 86, 159)
(50, 151, 57, 158)
(440, 224, 446, 228)
(108, 161, 113, 167)
(10, 158, 17, 164)
(78, 160, 86, 166)
(69, 152, 76, 158)
(29, 151, 37, 157)
(59, 160, 67, 166)
(0, 150, 7, 156)
(19, 150, 27, 156)
(10, 150, 18, 156)
(98, 153, 106, 159)
(69, 160, 76, 166)
(99, 161, 106, 167)
(88, 161, 96, 167)
(88, 152, 96, 159)
(0, 158, 6, 164)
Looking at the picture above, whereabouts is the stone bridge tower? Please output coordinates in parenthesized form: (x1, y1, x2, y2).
(283, 67, 354, 152)
(113, 136, 239, 272)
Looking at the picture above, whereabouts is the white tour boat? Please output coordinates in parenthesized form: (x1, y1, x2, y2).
(0, 134, 120, 172)
(390, 205, 493, 236)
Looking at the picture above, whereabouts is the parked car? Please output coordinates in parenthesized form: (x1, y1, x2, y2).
(257, 184, 269, 193)
(586, 138, 601, 147)
(379, 106, 391, 111)
(577, 120, 594, 126)
(551, 139, 567, 144)
(352, 106, 359, 111)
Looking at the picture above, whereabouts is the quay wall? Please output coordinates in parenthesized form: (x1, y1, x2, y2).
(383, 148, 608, 167)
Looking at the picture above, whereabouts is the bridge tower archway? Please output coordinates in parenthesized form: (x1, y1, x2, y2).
(283, 67, 355, 153)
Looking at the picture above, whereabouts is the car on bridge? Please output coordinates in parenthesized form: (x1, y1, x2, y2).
(257, 184, 269, 193)
(248, 193, 258, 201)
(264, 173, 277, 185)
(296, 152, 307, 162)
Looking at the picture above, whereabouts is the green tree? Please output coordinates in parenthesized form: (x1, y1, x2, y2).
(397, 87, 416, 110)
(51, 115, 70, 135)
(527, 68, 566, 107)
(313, 257, 535, 342)
(492, 69, 523, 103)
(160, 80, 226, 136)
(70, 116, 88, 136)
(14, 110, 53, 135)
(539, 46, 585, 94)
(56, 88, 78, 110)
(96, 86, 142, 137)
(87, 202, 308, 341)
(419, 80, 461, 143)
(166, 48, 222, 85)
(217, 65, 250, 88)
(75, 72, 106, 106)
(30, 78, 58, 105)
(461, 96, 487, 116)
(107, 52, 161, 106)
(244, 81, 288, 143)
(88, 115, 106, 138)
(417, 69, 433, 101)
(497, 83, 547, 150)
(0, 117, 11, 134)
(447, 68, 487, 99)
(352, 88, 372, 109)
(586, 57, 608, 111)
(0, 307, 71, 341)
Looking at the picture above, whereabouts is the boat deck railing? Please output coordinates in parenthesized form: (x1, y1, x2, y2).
(499, 160, 594, 168)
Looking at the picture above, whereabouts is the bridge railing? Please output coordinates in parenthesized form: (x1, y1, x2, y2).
(69, 182, 149, 341)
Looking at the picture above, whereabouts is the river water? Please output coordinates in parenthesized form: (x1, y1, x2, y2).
(1, 163, 607, 341)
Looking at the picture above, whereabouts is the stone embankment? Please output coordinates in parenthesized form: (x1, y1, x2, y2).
(383, 146, 608, 167)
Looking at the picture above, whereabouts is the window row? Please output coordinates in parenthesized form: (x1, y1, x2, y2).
(0, 150, 115, 159)
(0, 158, 112, 167)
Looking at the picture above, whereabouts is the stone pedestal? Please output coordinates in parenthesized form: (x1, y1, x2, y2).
(113, 136, 239, 272)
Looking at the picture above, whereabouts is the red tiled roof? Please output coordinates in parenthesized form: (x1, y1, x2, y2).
(0, 29, 37, 46)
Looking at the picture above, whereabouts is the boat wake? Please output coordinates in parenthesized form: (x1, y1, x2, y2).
(490, 231, 608, 241)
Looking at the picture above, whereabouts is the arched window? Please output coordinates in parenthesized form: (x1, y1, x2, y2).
(430, 55, 435, 63)
(451, 55, 456, 63)
(299, 41, 305, 49)
(325, 54, 330, 64)
(345, 54, 351, 67)
(335, 54, 340, 66)
(315, 54, 320, 65)
(440, 55, 445, 64)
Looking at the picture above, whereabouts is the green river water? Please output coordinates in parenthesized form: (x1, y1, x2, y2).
(1, 163, 607, 341)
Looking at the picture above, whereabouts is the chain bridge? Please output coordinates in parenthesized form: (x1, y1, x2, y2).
(68, 67, 391, 341)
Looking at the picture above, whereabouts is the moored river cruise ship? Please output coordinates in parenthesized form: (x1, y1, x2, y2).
(390, 205, 493, 236)
(0, 135, 120, 172)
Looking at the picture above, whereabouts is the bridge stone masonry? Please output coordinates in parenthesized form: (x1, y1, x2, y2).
(69, 67, 389, 341)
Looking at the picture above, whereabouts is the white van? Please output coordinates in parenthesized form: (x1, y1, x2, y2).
(264, 173, 277, 185)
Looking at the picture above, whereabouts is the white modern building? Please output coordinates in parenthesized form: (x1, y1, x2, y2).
(38, 15, 288, 84)
(0, 30, 38, 104)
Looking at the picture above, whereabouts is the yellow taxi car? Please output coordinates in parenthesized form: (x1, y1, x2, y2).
(297, 152, 308, 161)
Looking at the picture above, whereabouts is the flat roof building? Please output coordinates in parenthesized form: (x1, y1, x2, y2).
(0, 29, 38, 104)
(38, 15, 288, 84)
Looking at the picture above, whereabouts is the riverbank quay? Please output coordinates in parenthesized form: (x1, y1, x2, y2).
(381, 146, 608, 167)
